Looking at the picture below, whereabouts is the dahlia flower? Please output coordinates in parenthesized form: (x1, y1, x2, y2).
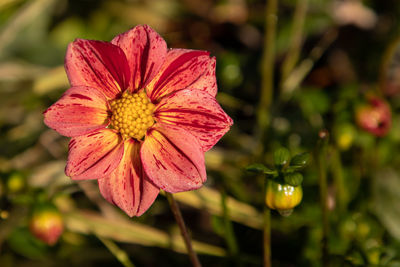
(44, 25, 233, 216)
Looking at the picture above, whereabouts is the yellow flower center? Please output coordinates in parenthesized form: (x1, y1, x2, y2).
(109, 90, 155, 140)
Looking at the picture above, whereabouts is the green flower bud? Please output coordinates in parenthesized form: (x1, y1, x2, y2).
(265, 180, 302, 216)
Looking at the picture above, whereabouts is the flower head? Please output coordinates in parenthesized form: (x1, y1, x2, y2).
(355, 97, 391, 137)
(44, 25, 233, 216)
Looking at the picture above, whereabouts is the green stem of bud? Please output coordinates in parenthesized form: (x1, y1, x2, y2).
(316, 129, 330, 266)
(263, 177, 272, 267)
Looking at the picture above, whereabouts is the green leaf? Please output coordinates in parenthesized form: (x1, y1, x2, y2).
(284, 172, 303, 186)
(290, 152, 310, 168)
(372, 168, 400, 241)
(8, 227, 48, 260)
(66, 209, 227, 256)
(211, 215, 225, 237)
(246, 163, 276, 175)
(274, 147, 291, 167)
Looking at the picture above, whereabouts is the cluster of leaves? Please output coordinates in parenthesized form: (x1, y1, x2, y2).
(247, 148, 309, 188)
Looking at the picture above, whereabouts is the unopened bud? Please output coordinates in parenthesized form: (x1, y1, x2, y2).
(265, 180, 302, 216)
(7, 172, 25, 193)
(355, 97, 391, 137)
(29, 204, 63, 246)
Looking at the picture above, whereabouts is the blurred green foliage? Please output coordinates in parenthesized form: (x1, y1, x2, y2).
(2, 0, 400, 266)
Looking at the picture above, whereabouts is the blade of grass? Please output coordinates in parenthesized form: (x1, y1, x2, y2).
(0, 0, 56, 58)
(168, 187, 263, 230)
(280, 0, 308, 88)
(281, 29, 338, 100)
(33, 66, 69, 94)
(97, 235, 136, 267)
(64, 209, 226, 257)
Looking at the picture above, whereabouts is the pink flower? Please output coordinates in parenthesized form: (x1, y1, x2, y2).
(44, 25, 233, 216)
(355, 97, 391, 137)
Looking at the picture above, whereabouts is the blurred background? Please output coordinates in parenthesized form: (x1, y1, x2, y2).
(2, 0, 400, 266)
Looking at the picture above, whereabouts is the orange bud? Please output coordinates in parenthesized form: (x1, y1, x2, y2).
(29, 204, 63, 246)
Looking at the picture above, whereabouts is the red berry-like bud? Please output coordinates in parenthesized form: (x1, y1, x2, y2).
(355, 97, 391, 137)
(29, 204, 63, 246)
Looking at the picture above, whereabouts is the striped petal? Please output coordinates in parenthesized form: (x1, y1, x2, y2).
(65, 39, 130, 99)
(190, 56, 217, 97)
(43, 86, 109, 137)
(141, 124, 206, 193)
(66, 129, 124, 180)
(155, 89, 233, 151)
(146, 49, 213, 101)
(98, 140, 159, 217)
(111, 25, 167, 91)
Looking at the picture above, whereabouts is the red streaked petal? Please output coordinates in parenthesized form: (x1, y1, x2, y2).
(111, 25, 167, 91)
(190, 56, 217, 97)
(135, 176, 160, 216)
(141, 124, 206, 193)
(43, 86, 109, 137)
(146, 49, 212, 101)
(66, 129, 124, 180)
(65, 39, 130, 99)
(155, 89, 233, 151)
(98, 140, 159, 217)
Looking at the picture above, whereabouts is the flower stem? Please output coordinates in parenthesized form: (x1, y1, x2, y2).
(316, 130, 329, 266)
(165, 192, 202, 267)
(263, 206, 271, 267)
(257, 0, 278, 149)
(330, 146, 348, 213)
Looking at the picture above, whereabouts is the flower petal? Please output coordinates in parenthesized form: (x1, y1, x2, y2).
(141, 124, 206, 193)
(65, 39, 130, 99)
(155, 89, 233, 151)
(43, 86, 109, 137)
(66, 129, 124, 180)
(146, 49, 213, 101)
(189, 56, 217, 97)
(98, 140, 159, 217)
(111, 25, 167, 91)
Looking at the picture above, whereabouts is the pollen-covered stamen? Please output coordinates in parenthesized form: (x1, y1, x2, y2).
(109, 90, 155, 140)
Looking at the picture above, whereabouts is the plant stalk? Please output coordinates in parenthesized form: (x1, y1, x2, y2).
(166, 192, 202, 267)
(263, 206, 272, 267)
(257, 0, 278, 149)
(316, 130, 329, 266)
(221, 191, 239, 256)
